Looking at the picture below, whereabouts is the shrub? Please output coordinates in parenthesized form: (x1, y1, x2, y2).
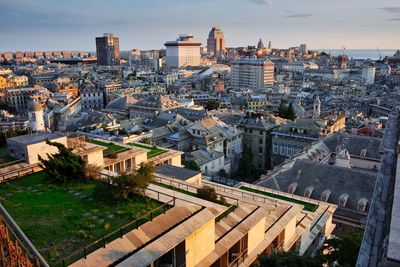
(197, 186, 218, 202)
(94, 162, 155, 200)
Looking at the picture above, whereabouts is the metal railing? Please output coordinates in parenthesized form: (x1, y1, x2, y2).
(0, 159, 23, 168)
(215, 202, 239, 222)
(153, 175, 240, 204)
(59, 198, 174, 267)
(0, 164, 42, 184)
(0, 203, 49, 267)
(235, 182, 322, 206)
(229, 248, 248, 267)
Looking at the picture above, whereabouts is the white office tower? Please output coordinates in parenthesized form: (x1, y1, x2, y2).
(164, 34, 201, 67)
(28, 99, 45, 132)
(362, 66, 376, 85)
(231, 58, 274, 91)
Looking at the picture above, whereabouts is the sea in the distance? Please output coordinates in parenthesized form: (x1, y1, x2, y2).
(313, 49, 398, 60)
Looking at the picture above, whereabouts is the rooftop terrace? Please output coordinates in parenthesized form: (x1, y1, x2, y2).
(89, 139, 130, 155)
(128, 143, 167, 158)
(0, 172, 162, 265)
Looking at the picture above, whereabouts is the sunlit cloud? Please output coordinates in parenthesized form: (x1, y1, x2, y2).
(249, 0, 272, 5)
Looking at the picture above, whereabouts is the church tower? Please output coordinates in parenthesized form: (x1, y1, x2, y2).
(28, 98, 45, 132)
(313, 95, 321, 118)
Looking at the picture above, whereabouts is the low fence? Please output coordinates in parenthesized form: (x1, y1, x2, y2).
(235, 182, 322, 206)
(0, 164, 42, 184)
(153, 174, 239, 203)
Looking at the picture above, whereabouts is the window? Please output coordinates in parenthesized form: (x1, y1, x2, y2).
(259, 147, 263, 153)
(259, 139, 263, 144)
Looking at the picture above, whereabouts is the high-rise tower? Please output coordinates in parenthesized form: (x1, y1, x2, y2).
(95, 33, 120, 65)
(207, 26, 225, 57)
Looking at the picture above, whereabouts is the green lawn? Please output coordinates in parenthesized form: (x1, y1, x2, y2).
(128, 143, 167, 158)
(239, 186, 318, 212)
(0, 147, 17, 164)
(0, 172, 162, 265)
(90, 139, 130, 155)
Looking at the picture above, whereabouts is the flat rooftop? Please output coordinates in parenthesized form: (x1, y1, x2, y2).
(7, 133, 65, 145)
(155, 164, 200, 181)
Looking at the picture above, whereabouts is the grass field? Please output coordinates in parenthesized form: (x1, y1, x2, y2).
(128, 143, 166, 158)
(0, 172, 162, 264)
(89, 140, 130, 155)
(239, 186, 318, 212)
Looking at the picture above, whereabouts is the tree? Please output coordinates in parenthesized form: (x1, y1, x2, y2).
(38, 140, 87, 183)
(139, 137, 152, 145)
(236, 146, 261, 182)
(278, 103, 287, 118)
(321, 228, 364, 267)
(84, 164, 102, 180)
(218, 169, 227, 178)
(182, 160, 200, 171)
(286, 103, 297, 121)
(278, 103, 296, 121)
(97, 162, 155, 200)
(257, 251, 322, 267)
(204, 100, 220, 111)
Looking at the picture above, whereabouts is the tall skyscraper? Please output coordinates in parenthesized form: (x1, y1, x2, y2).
(231, 58, 275, 91)
(164, 34, 201, 67)
(207, 26, 225, 57)
(95, 33, 120, 65)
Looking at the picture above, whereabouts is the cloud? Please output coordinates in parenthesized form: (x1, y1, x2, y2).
(286, 13, 314, 18)
(283, 10, 313, 18)
(380, 7, 400, 14)
(379, 7, 400, 21)
(249, 0, 272, 5)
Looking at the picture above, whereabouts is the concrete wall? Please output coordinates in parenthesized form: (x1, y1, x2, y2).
(185, 219, 215, 267)
(86, 149, 104, 167)
(247, 216, 266, 255)
(135, 152, 147, 168)
(284, 215, 298, 250)
(186, 173, 202, 186)
(26, 137, 68, 164)
(170, 154, 182, 167)
(350, 157, 380, 171)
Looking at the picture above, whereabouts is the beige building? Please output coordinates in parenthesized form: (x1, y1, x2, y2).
(231, 58, 275, 92)
(7, 133, 68, 164)
(165, 34, 201, 67)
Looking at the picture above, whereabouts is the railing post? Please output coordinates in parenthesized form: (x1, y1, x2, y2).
(102, 237, 106, 248)
(119, 228, 123, 238)
(150, 212, 153, 221)
(84, 248, 87, 259)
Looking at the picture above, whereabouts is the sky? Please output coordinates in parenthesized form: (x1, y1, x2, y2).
(0, 0, 399, 51)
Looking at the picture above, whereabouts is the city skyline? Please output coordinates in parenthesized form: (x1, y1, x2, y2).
(1, 0, 399, 51)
